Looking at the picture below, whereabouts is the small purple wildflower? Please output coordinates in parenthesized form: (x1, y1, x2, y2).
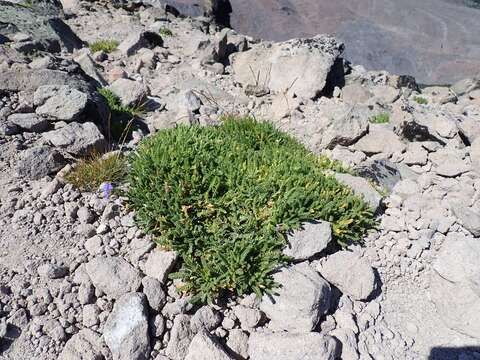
(100, 182, 113, 199)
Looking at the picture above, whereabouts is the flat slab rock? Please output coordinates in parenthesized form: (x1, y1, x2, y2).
(248, 332, 339, 360)
(318, 251, 376, 301)
(144, 249, 178, 284)
(85, 256, 142, 299)
(260, 262, 331, 332)
(43, 121, 105, 155)
(103, 292, 150, 360)
(34, 85, 88, 121)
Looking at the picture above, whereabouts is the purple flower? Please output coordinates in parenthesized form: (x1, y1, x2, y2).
(100, 182, 113, 199)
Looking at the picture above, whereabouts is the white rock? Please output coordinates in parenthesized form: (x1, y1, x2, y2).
(103, 292, 150, 360)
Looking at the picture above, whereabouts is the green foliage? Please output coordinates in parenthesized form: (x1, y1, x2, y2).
(65, 153, 127, 192)
(98, 88, 145, 141)
(413, 96, 428, 105)
(159, 27, 174, 36)
(369, 113, 390, 124)
(89, 39, 119, 54)
(128, 117, 375, 303)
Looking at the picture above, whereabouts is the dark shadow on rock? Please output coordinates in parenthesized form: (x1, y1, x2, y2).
(0, 324, 22, 354)
(320, 57, 346, 98)
(365, 267, 383, 302)
(429, 346, 480, 360)
(48, 18, 84, 51)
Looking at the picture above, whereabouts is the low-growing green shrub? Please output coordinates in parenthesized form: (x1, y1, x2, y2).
(89, 39, 119, 54)
(369, 113, 390, 124)
(413, 96, 428, 105)
(65, 153, 127, 192)
(128, 117, 375, 302)
(159, 27, 173, 36)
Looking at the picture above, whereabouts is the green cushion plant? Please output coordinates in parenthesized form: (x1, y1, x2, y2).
(128, 117, 375, 302)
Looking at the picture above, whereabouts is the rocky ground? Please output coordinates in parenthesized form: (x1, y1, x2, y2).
(1, 0, 480, 359)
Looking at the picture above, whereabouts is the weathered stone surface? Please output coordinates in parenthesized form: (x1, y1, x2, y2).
(190, 306, 222, 333)
(85, 257, 142, 299)
(260, 263, 331, 332)
(430, 233, 480, 340)
(248, 332, 339, 360)
(7, 113, 49, 132)
(231, 35, 343, 99)
(118, 31, 163, 56)
(451, 77, 480, 97)
(144, 249, 178, 284)
(283, 220, 332, 261)
(15, 145, 66, 180)
(318, 251, 376, 301)
(226, 329, 249, 359)
(471, 137, 480, 172)
(184, 329, 234, 360)
(354, 159, 402, 191)
(354, 125, 406, 155)
(451, 203, 480, 237)
(103, 292, 150, 360)
(59, 329, 107, 360)
(142, 276, 166, 311)
(334, 173, 383, 212)
(74, 52, 107, 86)
(166, 314, 194, 360)
(108, 78, 148, 107)
(34, 85, 88, 121)
(341, 84, 373, 104)
(43, 122, 105, 155)
(0, 0, 83, 53)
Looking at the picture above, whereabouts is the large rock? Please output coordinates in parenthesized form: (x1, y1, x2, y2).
(15, 145, 66, 180)
(166, 314, 194, 360)
(248, 332, 339, 360)
(103, 292, 150, 360)
(430, 233, 480, 340)
(34, 85, 88, 121)
(334, 173, 383, 212)
(283, 220, 332, 261)
(231, 35, 343, 99)
(451, 77, 480, 97)
(43, 122, 105, 155)
(318, 251, 376, 301)
(451, 203, 480, 236)
(276, 99, 370, 152)
(184, 330, 234, 360)
(85, 257, 142, 299)
(7, 113, 49, 132)
(260, 263, 331, 332)
(108, 78, 148, 107)
(0, 0, 83, 53)
(353, 159, 403, 192)
(144, 249, 178, 284)
(59, 329, 108, 360)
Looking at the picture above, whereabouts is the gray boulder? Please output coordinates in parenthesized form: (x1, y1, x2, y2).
(184, 330, 234, 360)
(231, 35, 343, 99)
(108, 78, 148, 107)
(7, 113, 48, 132)
(0, 0, 83, 53)
(283, 220, 332, 261)
(34, 85, 88, 121)
(59, 329, 108, 360)
(15, 145, 66, 180)
(353, 159, 402, 192)
(85, 257, 142, 299)
(430, 233, 480, 340)
(103, 292, 150, 360)
(248, 332, 339, 360)
(142, 276, 166, 312)
(354, 125, 406, 155)
(260, 263, 331, 332)
(43, 122, 105, 155)
(118, 31, 163, 56)
(334, 173, 383, 212)
(166, 314, 194, 360)
(190, 306, 222, 333)
(318, 251, 376, 301)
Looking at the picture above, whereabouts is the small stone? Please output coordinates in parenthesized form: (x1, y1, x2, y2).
(142, 276, 167, 311)
(226, 329, 249, 359)
(59, 329, 107, 360)
(77, 207, 94, 224)
(283, 220, 332, 261)
(85, 235, 103, 256)
(144, 249, 178, 284)
(184, 329, 234, 360)
(233, 306, 262, 330)
(38, 263, 68, 279)
(190, 306, 222, 333)
(166, 314, 194, 360)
